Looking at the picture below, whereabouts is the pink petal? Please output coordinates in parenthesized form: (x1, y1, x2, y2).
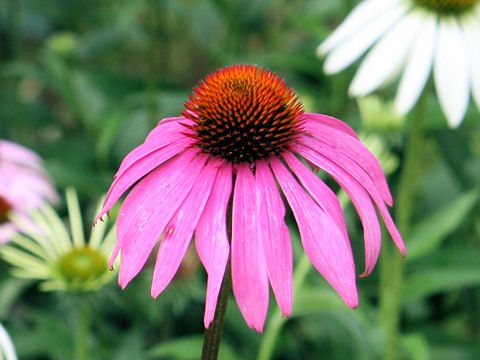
(115, 117, 193, 180)
(112, 148, 206, 287)
(299, 133, 391, 210)
(151, 160, 219, 297)
(231, 163, 269, 332)
(283, 152, 349, 243)
(255, 160, 293, 317)
(303, 112, 359, 139)
(0, 140, 44, 171)
(270, 157, 358, 308)
(195, 162, 233, 328)
(0, 223, 17, 244)
(302, 114, 393, 206)
(96, 136, 194, 221)
(289, 148, 381, 276)
(295, 143, 406, 259)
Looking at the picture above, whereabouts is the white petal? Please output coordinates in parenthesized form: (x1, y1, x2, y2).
(349, 9, 422, 97)
(318, 0, 402, 55)
(460, 14, 480, 111)
(394, 11, 437, 114)
(434, 16, 470, 127)
(323, 2, 409, 74)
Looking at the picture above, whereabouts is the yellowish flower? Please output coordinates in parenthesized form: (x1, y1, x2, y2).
(0, 188, 116, 292)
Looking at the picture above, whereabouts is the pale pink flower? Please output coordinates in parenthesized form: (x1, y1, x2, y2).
(96, 65, 405, 332)
(0, 140, 59, 243)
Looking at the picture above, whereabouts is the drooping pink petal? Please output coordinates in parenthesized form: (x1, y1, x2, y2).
(294, 143, 406, 259)
(302, 115, 393, 206)
(195, 162, 233, 328)
(112, 148, 206, 287)
(96, 136, 194, 221)
(287, 148, 381, 275)
(151, 160, 219, 297)
(282, 152, 349, 242)
(270, 157, 358, 308)
(255, 160, 293, 317)
(232, 163, 269, 332)
(299, 133, 392, 210)
(303, 112, 359, 139)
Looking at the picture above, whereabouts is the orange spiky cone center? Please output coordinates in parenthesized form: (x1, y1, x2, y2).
(182, 64, 304, 163)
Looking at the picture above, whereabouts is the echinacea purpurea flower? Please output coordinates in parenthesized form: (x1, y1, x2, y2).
(96, 64, 405, 332)
(0, 140, 58, 243)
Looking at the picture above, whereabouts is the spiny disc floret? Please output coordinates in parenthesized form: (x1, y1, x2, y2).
(414, 0, 478, 13)
(182, 65, 304, 163)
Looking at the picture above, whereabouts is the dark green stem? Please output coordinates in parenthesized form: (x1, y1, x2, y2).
(201, 264, 232, 360)
(380, 88, 428, 360)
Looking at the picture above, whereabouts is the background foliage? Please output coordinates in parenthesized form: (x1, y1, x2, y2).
(1, 0, 480, 359)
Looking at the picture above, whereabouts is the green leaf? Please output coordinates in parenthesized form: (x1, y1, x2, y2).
(403, 267, 480, 302)
(292, 288, 348, 317)
(407, 189, 479, 261)
(0, 278, 32, 318)
(401, 333, 431, 360)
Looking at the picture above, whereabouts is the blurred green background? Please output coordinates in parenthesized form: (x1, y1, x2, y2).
(1, 0, 480, 359)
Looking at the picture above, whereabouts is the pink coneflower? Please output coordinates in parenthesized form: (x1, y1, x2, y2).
(0, 140, 58, 243)
(96, 64, 405, 332)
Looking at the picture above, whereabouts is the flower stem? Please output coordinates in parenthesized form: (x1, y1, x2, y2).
(380, 89, 428, 360)
(201, 263, 232, 360)
(73, 299, 90, 360)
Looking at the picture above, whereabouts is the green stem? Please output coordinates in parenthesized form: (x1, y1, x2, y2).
(73, 299, 90, 360)
(380, 89, 428, 360)
(257, 252, 311, 360)
(201, 264, 232, 360)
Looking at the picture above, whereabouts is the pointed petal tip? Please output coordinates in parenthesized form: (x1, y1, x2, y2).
(386, 196, 393, 207)
(446, 113, 464, 129)
(359, 268, 373, 278)
(316, 44, 326, 58)
(118, 279, 128, 290)
(204, 318, 213, 330)
(93, 210, 109, 224)
(342, 290, 359, 309)
(249, 323, 264, 333)
(108, 248, 119, 269)
(151, 288, 160, 299)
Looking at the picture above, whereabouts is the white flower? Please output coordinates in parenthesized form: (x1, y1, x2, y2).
(0, 323, 17, 360)
(318, 0, 480, 127)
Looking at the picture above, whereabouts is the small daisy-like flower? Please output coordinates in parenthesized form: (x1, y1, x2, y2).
(96, 64, 405, 332)
(318, 0, 480, 127)
(0, 140, 58, 243)
(0, 188, 116, 292)
(0, 322, 17, 360)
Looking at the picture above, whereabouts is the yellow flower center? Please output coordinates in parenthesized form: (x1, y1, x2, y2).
(414, 0, 478, 13)
(59, 247, 107, 282)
